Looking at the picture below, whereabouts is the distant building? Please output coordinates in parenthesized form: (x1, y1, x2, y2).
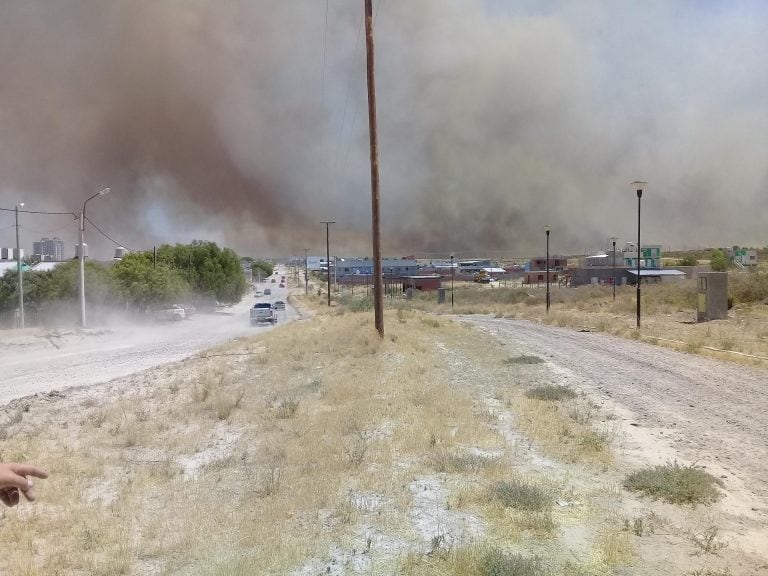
(33, 237, 65, 261)
(335, 258, 418, 281)
(725, 247, 757, 267)
(524, 256, 568, 285)
(622, 245, 662, 268)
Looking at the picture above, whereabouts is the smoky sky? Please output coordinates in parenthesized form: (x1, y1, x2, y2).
(1, 0, 767, 260)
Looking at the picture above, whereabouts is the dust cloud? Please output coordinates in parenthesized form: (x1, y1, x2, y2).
(0, 1, 766, 258)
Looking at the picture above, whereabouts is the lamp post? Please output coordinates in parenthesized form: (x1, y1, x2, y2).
(545, 226, 551, 313)
(610, 236, 618, 301)
(321, 221, 335, 306)
(79, 187, 111, 327)
(304, 248, 309, 295)
(632, 181, 646, 328)
(450, 253, 454, 310)
(15, 203, 25, 328)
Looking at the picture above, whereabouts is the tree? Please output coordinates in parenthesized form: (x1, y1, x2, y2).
(679, 255, 698, 267)
(251, 260, 274, 281)
(709, 249, 728, 272)
(155, 241, 246, 303)
(111, 252, 189, 309)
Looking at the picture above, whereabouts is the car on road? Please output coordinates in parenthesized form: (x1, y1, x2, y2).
(250, 302, 277, 326)
(279, 283, 285, 288)
(264, 288, 272, 295)
(155, 305, 186, 321)
(273, 301, 286, 311)
(271, 278, 276, 283)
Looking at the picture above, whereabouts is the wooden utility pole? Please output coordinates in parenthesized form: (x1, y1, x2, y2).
(321, 221, 335, 306)
(365, 0, 384, 338)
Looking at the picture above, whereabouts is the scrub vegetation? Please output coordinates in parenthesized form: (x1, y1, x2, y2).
(0, 299, 756, 575)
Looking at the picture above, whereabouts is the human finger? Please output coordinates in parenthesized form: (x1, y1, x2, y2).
(9, 464, 49, 480)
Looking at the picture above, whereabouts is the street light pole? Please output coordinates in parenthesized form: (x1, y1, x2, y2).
(632, 181, 646, 329)
(15, 203, 25, 328)
(450, 253, 454, 310)
(79, 187, 111, 327)
(321, 221, 335, 306)
(304, 248, 309, 295)
(610, 237, 618, 301)
(545, 226, 551, 314)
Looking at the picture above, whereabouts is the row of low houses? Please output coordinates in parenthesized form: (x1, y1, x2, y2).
(289, 244, 762, 295)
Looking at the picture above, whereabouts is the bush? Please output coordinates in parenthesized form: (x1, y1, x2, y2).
(624, 462, 723, 505)
(504, 355, 544, 365)
(525, 385, 577, 402)
(491, 479, 551, 511)
(730, 272, 768, 304)
(709, 250, 728, 272)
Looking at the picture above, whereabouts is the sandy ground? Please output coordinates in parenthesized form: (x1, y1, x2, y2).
(462, 315, 768, 558)
(0, 282, 299, 406)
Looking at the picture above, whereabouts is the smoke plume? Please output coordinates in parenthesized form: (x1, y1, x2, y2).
(1, 0, 766, 259)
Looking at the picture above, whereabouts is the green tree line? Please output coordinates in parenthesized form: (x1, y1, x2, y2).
(0, 241, 246, 313)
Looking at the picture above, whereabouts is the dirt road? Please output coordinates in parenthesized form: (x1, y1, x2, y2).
(462, 316, 768, 506)
(0, 285, 299, 406)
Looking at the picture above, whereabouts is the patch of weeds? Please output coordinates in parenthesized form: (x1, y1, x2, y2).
(490, 479, 551, 512)
(718, 336, 735, 351)
(578, 430, 610, 453)
(567, 404, 594, 425)
(342, 431, 368, 466)
(274, 398, 299, 419)
(595, 527, 634, 566)
(431, 449, 497, 473)
(691, 525, 728, 553)
(212, 388, 245, 420)
(403, 546, 547, 576)
(421, 317, 441, 328)
(254, 464, 282, 497)
(504, 355, 544, 365)
(623, 516, 650, 537)
(525, 385, 577, 402)
(687, 568, 732, 576)
(624, 461, 723, 505)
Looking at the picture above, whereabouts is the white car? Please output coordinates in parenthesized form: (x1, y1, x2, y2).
(156, 305, 186, 321)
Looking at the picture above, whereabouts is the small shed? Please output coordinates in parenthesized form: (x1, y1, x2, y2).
(402, 275, 442, 292)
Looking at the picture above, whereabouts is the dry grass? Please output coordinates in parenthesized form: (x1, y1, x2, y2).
(405, 279, 768, 367)
(0, 308, 535, 574)
(1, 295, 755, 575)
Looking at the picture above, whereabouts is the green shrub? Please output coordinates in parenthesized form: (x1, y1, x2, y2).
(624, 462, 723, 505)
(730, 272, 768, 304)
(525, 385, 576, 402)
(491, 479, 551, 511)
(504, 355, 544, 365)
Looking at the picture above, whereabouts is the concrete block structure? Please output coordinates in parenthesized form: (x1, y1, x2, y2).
(697, 272, 728, 322)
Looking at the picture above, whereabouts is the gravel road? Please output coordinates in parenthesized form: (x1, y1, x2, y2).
(0, 281, 299, 406)
(462, 316, 768, 504)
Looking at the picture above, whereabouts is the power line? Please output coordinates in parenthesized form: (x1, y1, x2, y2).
(83, 215, 132, 251)
(0, 206, 76, 216)
(20, 223, 76, 236)
(333, 0, 386, 195)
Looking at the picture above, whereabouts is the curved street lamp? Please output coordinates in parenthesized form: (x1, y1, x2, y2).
(79, 187, 111, 327)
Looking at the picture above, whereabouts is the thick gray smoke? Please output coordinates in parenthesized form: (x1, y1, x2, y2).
(1, 0, 766, 259)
